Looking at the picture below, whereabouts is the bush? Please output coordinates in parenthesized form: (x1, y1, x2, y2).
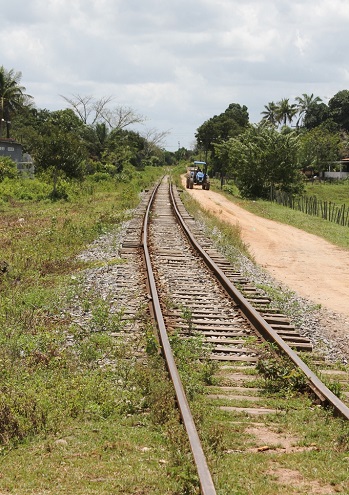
(256, 343, 308, 395)
(218, 125, 304, 199)
(89, 172, 111, 182)
(0, 156, 18, 182)
(0, 177, 51, 201)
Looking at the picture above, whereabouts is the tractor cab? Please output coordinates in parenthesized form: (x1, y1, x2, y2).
(186, 161, 210, 190)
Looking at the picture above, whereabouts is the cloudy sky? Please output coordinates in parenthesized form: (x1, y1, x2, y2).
(1, 0, 349, 150)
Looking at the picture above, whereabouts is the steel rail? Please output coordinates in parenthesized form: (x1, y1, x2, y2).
(142, 182, 217, 495)
(170, 183, 349, 420)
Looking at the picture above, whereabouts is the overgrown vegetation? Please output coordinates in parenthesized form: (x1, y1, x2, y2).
(216, 125, 304, 199)
(0, 168, 160, 439)
(0, 65, 188, 200)
(256, 344, 308, 396)
(0, 168, 206, 493)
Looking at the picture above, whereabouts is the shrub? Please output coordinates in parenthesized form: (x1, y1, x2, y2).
(256, 343, 308, 395)
(0, 177, 51, 201)
(0, 156, 18, 182)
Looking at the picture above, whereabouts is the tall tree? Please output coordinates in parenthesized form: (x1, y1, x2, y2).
(195, 103, 249, 173)
(295, 93, 322, 127)
(275, 98, 297, 127)
(140, 128, 169, 160)
(61, 94, 145, 130)
(101, 105, 145, 130)
(303, 102, 330, 130)
(0, 66, 32, 138)
(217, 125, 302, 199)
(328, 90, 349, 131)
(60, 94, 114, 125)
(30, 110, 88, 196)
(298, 125, 340, 171)
(261, 101, 278, 126)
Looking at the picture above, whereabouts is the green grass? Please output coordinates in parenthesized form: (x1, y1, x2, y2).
(2, 168, 349, 494)
(185, 362, 349, 494)
(188, 355, 349, 494)
(305, 180, 349, 203)
(0, 418, 181, 494)
(0, 167, 204, 494)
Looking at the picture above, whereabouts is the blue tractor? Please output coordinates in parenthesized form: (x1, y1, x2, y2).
(186, 161, 210, 190)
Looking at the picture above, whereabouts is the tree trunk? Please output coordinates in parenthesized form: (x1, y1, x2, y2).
(52, 166, 58, 197)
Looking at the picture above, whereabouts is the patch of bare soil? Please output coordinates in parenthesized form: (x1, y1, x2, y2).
(228, 424, 342, 492)
(182, 180, 349, 341)
(244, 425, 315, 454)
(267, 463, 340, 494)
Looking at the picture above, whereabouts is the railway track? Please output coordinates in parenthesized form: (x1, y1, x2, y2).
(121, 176, 349, 494)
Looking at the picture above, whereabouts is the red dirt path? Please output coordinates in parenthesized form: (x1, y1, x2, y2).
(182, 180, 349, 320)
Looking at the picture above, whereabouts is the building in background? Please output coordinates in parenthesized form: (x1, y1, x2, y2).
(0, 138, 34, 177)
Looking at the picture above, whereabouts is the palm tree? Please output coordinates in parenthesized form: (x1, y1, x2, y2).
(275, 98, 298, 127)
(295, 93, 322, 127)
(261, 101, 278, 126)
(0, 66, 32, 138)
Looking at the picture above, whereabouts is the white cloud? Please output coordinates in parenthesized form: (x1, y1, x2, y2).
(1, 0, 349, 149)
(294, 30, 310, 57)
(3, 28, 45, 60)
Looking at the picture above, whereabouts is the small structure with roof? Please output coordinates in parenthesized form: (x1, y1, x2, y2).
(323, 159, 349, 180)
(0, 138, 34, 177)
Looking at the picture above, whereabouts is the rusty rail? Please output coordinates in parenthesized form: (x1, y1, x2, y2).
(142, 182, 217, 495)
(170, 182, 349, 420)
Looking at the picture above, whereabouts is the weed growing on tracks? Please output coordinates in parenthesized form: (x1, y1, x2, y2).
(170, 331, 217, 400)
(180, 305, 194, 335)
(88, 296, 126, 333)
(256, 343, 308, 396)
(256, 343, 343, 407)
(139, 327, 201, 492)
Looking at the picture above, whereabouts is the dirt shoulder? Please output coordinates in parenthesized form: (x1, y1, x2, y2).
(181, 178, 349, 322)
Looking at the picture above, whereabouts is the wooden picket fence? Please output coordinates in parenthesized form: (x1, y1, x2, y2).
(271, 189, 349, 227)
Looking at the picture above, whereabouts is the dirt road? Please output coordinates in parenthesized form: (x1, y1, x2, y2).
(182, 181, 349, 319)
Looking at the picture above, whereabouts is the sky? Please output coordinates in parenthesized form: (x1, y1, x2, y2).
(1, 0, 349, 151)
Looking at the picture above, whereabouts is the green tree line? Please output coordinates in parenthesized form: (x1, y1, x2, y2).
(195, 91, 349, 198)
(0, 65, 184, 197)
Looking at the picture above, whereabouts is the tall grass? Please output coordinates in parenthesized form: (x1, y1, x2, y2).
(0, 166, 165, 443)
